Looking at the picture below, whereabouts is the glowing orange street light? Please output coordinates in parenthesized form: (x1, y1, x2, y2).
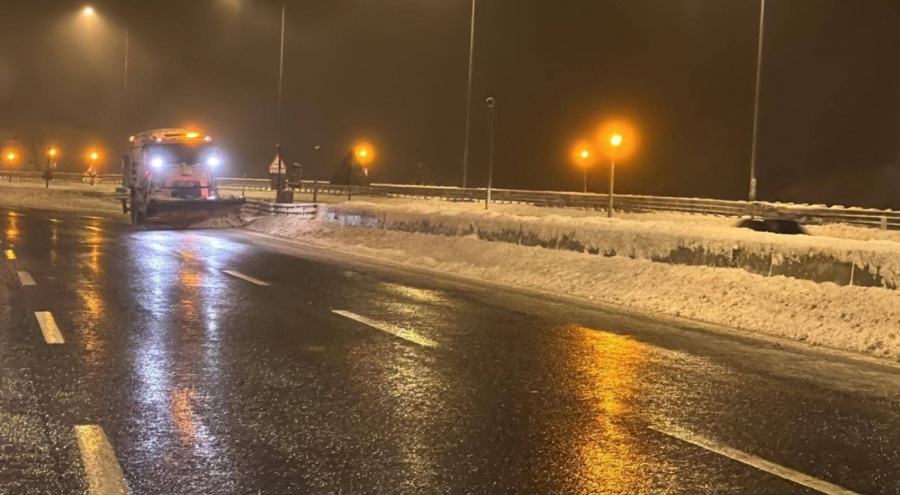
(90, 152, 99, 162)
(349, 143, 375, 201)
(49, 148, 58, 158)
(571, 142, 595, 194)
(608, 134, 624, 218)
(4, 152, 16, 183)
(355, 144, 374, 166)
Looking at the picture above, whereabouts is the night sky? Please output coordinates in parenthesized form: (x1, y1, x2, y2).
(1, 1, 898, 207)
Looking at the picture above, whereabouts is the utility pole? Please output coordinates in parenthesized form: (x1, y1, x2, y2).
(485, 97, 496, 210)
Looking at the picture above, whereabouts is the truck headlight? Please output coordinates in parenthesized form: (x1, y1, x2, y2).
(151, 157, 164, 169)
(207, 157, 221, 167)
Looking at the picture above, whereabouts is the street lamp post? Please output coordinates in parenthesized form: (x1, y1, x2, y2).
(485, 97, 496, 210)
(579, 149, 591, 194)
(5, 152, 16, 183)
(82, 7, 130, 140)
(275, 0, 287, 199)
(351, 146, 373, 202)
(89, 152, 99, 186)
(461, 0, 478, 189)
(608, 134, 623, 218)
(749, 0, 766, 202)
(46, 148, 58, 189)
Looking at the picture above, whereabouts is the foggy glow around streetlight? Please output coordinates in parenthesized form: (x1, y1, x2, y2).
(6, 153, 16, 162)
(49, 148, 58, 157)
(90, 152, 99, 161)
(570, 141, 596, 168)
(596, 120, 639, 160)
(83, 6, 95, 16)
(354, 142, 375, 165)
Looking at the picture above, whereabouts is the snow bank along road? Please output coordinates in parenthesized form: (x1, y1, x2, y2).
(247, 206, 900, 362)
(3, 206, 900, 493)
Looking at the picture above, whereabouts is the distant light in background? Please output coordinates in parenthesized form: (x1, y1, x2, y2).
(571, 141, 596, 194)
(49, 148, 59, 157)
(83, 6, 95, 16)
(354, 143, 375, 166)
(610, 134, 623, 148)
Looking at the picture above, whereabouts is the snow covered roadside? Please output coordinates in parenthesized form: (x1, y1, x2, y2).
(246, 214, 900, 360)
(320, 202, 900, 290)
(0, 183, 124, 217)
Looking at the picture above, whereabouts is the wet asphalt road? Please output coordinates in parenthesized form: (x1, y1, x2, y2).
(1, 207, 900, 494)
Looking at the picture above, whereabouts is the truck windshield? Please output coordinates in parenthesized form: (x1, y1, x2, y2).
(145, 143, 215, 166)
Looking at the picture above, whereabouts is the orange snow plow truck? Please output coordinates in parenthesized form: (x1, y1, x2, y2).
(121, 129, 244, 226)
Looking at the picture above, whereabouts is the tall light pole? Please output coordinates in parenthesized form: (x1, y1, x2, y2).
(275, 0, 287, 198)
(579, 149, 591, 194)
(461, 0, 477, 188)
(82, 7, 130, 139)
(485, 96, 496, 210)
(608, 134, 623, 218)
(46, 148, 58, 188)
(5, 152, 16, 183)
(749, 0, 766, 202)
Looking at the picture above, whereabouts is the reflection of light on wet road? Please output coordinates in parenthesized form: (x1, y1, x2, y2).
(129, 231, 237, 467)
(568, 325, 651, 494)
(380, 282, 448, 305)
(5, 212, 19, 242)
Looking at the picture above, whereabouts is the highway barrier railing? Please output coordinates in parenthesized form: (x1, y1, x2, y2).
(242, 200, 318, 219)
(5, 172, 899, 230)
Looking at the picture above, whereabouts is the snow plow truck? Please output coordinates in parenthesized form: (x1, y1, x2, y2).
(121, 129, 244, 226)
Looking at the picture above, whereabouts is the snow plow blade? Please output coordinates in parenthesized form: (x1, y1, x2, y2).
(144, 197, 246, 228)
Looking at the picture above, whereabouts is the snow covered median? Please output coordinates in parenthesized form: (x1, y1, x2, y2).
(246, 204, 900, 360)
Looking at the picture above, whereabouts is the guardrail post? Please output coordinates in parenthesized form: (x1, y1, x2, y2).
(242, 173, 246, 198)
(881, 216, 888, 231)
(313, 180, 318, 203)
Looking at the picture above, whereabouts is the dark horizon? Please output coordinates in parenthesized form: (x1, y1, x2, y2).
(1, 0, 898, 207)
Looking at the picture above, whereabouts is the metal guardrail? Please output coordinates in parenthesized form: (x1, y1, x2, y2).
(5, 172, 899, 230)
(1, 171, 124, 183)
(242, 200, 318, 218)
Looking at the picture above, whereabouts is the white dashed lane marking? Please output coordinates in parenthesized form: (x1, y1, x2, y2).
(34, 312, 65, 345)
(333, 310, 438, 348)
(74, 425, 132, 495)
(651, 425, 862, 495)
(223, 270, 271, 286)
(18, 271, 36, 286)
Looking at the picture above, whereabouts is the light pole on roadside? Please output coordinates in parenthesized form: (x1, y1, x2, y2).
(485, 96, 496, 210)
(81, 7, 130, 140)
(749, 0, 766, 202)
(5, 152, 16, 183)
(46, 148, 58, 188)
(608, 134, 623, 218)
(578, 148, 591, 194)
(461, 0, 477, 188)
(275, 0, 287, 200)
